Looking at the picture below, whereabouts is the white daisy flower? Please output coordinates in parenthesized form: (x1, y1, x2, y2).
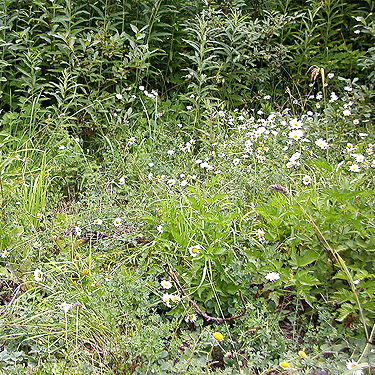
(160, 280, 173, 289)
(33, 268, 44, 282)
(265, 272, 280, 282)
(189, 244, 201, 257)
(346, 360, 363, 375)
(302, 175, 312, 185)
(162, 293, 172, 308)
(156, 224, 164, 233)
(57, 302, 74, 313)
(315, 138, 329, 150)
(167, 178, 176, 187)
(93, 218, 103, 226)
(257, 228, 265, 242)
(115, 93, 123, 100)
(113, 218, 122, 227)
(349, 164, 361, 172)
(185, 314, 198, 323)
(288, 129, 304, 141)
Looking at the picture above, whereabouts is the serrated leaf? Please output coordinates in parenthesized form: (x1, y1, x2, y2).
(336, 303, 356, 322)
(296, 270, 320, 286)
(297, 249, 320, 267)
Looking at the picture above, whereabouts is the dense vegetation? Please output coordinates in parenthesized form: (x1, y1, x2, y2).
(0, 0, 375, 374)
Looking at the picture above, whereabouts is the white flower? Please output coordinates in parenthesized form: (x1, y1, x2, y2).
(119, 176, 127, 185)
(157, 224, 164, 233)
(189, 244, 201, 257)
(346, 360, 363, 375)
(232, 158, 241, 166)
(33, 268, 44, 282)
(302, 175, 312, 185)
(185, 314, 198, 323)
(349, 164, 361, 172)
(115, 93, 123, 100)
(58, 145, 66, 150)
(139, 85, 145, 91)
(162, 293, 172, 308)
(290, 152, 301, 162)
(288, 129, 304, 141)
(93, 218, 103, 226)
(265, 272, 280, 282)
(353, 119, 360, 125)
(170, 294, 181, 303)
(263, 95, 271, 100)
(343, 109, 351, 116)
(74, 226, 82, 236)
(128, 137, 136, 145)
(186, 105, 193, 110)
(167, 178, 176, 187)
(1, 249, 9, 258)
(257, 228, 265, 242)
(113, 218, 122, 227)
(351, 153, 365, 163)
(327, 73, 335, 79)
(315, 138, 329, 150)
(344, 86, 353, 92)
(289, 118, 303, 129)
(180, 180, 188, 187)
(148, 162, 154, 167)
(57, 302, 74, 313)
(167, 149, 175, 156)
(160, 280, 173, 289)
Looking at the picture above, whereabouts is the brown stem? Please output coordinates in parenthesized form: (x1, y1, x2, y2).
(164, 265, 247, 324)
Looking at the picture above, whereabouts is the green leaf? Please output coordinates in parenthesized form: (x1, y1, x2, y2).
(297, 249, 320, 267)
(336, 303, 356, 322)
(296, 270, 320, 286)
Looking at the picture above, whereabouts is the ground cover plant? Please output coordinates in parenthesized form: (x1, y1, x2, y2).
(1, 0, 375, 374)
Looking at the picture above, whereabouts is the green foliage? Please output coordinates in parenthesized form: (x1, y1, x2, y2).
(0, 0, 374, 374)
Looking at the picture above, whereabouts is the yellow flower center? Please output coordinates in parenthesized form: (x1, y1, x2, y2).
(213, 332, 224, 341)
(280, 362, 290, 369)
(192, 247, 198, 253)
(298, 350, 307, 359)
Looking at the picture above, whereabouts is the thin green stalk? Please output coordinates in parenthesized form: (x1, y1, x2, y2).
(295, 200, 369, 341)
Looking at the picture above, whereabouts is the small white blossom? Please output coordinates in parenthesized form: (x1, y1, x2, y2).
(265, 272, 280, 282)
(33, 268, 44, 282)
(160, 280, 173, 289)
(185, 314, 198, 323)
(113, 218, 122, 227)
(57, 302, 74, 313)
(157, 224, 164, 233)
(302, 175, 312, 185)
(189, 244, 201, 257)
